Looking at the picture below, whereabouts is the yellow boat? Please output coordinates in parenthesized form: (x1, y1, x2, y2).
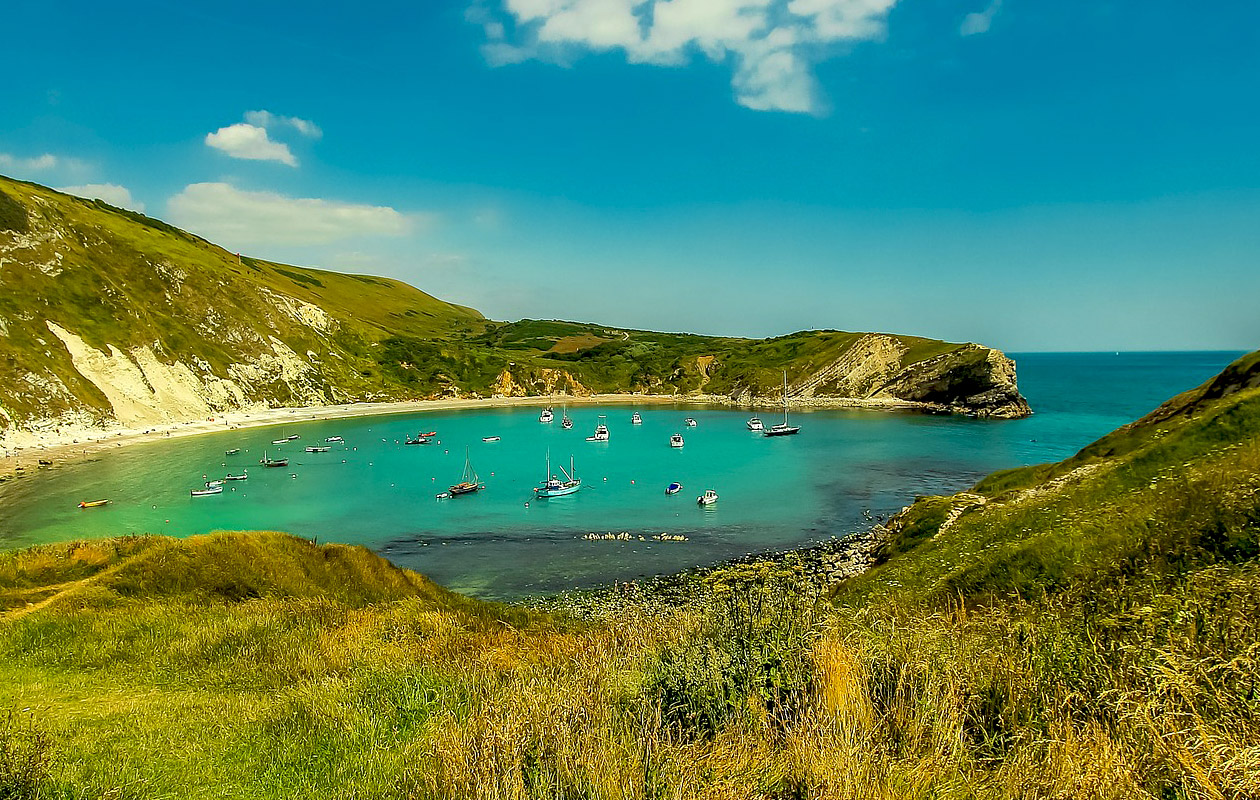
(77, 499, 110, 509)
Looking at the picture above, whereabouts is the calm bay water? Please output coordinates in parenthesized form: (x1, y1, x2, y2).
(0, 351, 1244, 597)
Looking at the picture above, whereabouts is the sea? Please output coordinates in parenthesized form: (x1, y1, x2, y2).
(0, 351, 1245, 599)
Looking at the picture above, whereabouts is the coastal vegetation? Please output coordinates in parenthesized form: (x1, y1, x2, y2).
(1, 350, 1257, 798)
(0, 175, 1027, 445)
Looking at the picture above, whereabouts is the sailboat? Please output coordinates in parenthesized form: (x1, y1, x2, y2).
(763, 370, 801, 437)
(535, 452, 581, 498)
(448, 451, 485, 496)
(260, 450, 289, 467)
(561, 405, 573, 429)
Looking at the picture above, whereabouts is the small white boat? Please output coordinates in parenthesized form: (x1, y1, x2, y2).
(670, 433, 684, 448)
(747, 417, 764, 432)
(224, 471, 248, 481)
(482, 436, 501, 442)
(191, 485, 223, 497)
(665, 482, 682, 495)
(697, 489, 718, 506)
(285, 434, 300, 441)
(561, 406, 573, 429)
(305, 446, 331, 453)
(586, 415, 610, 442)
(539, 407, 554, 423)
(631, 412, 642, 425)
(685, 418, 697, 427)
(324, 436, 344, 443)
(271, 438, 290, 445)
(204, 479, 225, 488)
(224, 448, 241, 456)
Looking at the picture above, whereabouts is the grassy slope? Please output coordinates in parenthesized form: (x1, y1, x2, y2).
(2, 353, 1258, 798)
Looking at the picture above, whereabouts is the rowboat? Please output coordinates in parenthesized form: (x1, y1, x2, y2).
(77, 499, 110, 509)
(191, 486, 223, 497)
(224, 472, 248, 481)
(324, 436, 344, 443)
(225, 448, 241, 456)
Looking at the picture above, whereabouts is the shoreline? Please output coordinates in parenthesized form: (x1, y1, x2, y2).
(0, 392, 932, 484)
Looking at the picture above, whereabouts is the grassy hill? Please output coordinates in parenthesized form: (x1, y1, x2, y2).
(0, 175, 1029, 442)
(1, 352, 1257, 798)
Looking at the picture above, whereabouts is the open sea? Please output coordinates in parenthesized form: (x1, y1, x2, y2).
(0, 351, 1245, 598)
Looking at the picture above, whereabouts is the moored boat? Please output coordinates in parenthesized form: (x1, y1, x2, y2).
(685, 418, 697, 427)
(665, 482, 682, 495)
(539, 407, 554, 423)
(746, 417, 763, 432)
(191, 485, 223, 497)
(482, 436, 501, 442)
(404, 435, 431, 445)
(670, 433, 684, 448)
(631, 412, 642, 425)
(225, 448, 241, 456)
(534, 453, 581, 498)
(77, 499, 110, 509)
(260, 451, 289, 467)
(305, 446, 331, 453)
(204, 479, 225, 488)
(763, 370, 801, 437)
(224, 471, 249, 481)
(271, 438, 290, 445)
(561, 405, 573, 429)
(324, 436, 344, 443)
(697, 489, 719, 506)
(448, 451, 485, 496)
(586, 415, 610, 442)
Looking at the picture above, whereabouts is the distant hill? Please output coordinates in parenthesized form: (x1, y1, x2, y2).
(0, 175, 1029, 444)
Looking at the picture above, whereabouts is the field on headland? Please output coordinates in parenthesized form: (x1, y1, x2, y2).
(1, 351, 1257, 798)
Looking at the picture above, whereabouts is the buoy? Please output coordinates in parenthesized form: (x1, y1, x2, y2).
(630, 480, 635, 484)
(524, 502, 529, 508)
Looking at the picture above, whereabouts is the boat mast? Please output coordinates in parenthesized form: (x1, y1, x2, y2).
(782, 370, 789, 425)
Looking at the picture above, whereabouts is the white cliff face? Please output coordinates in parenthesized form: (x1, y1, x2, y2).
(40, 321, 328, 430)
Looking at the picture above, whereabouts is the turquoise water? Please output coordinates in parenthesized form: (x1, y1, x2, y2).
(0, 351, 1245, 597)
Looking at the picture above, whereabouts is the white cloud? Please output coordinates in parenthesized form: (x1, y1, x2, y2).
(243, 110, 323, 139)
(167, 182, 415, 247)
(58, 183, 145, 212)
(959, 0, 1002, 36)
(0, 152, 61, 172)
(205, 123, 298, 166)
(481, 0, 900, 113)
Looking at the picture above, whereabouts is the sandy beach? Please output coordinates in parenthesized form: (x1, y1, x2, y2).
(0, 392, 929, 483)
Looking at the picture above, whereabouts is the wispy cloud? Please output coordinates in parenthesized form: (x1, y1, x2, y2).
(476, 0, 901, 114)
(0, 152, 63, 172)
(58, 183, 145, 212)
(205, 123, 298, 166)
(167, 182, 417, 248)
(243, 110, 323, 139)
(959, 0, 1003, 36)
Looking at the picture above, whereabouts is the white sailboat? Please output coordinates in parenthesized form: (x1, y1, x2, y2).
(561, 405, 573, 429)
(763, 370, 801, 437)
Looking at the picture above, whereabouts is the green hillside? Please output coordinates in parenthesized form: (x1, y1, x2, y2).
(1, 352, 1257, 798)
(0, 175, 1029, 440)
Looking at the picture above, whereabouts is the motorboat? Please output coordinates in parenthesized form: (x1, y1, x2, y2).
(534, 453, 581, 498)
(304, 446, 331, 453)
(665, 482, 682, 495)
(685, 418, 697, 427)
(539, 407, 554, 423)
(763, 370, 801, 437)
(191, 485, 223, 497)
(746, 417, 763, 432)
(586, 415, 610, 442)
(404, 435, 431, 445)
(204, 479, 225, 488)
(324, 436, 344, 443)
(697, 489, 719, 506)
(77, 499, 110, 508)
(631, 412, 642, 425)
(670, 433, 684, 448)
(224, 448, 241, 456)
(224, 472, 248, 481)
(482, 436, 501, 442)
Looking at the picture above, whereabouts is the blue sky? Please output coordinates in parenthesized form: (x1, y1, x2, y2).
(2, 0, 1258, 352)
